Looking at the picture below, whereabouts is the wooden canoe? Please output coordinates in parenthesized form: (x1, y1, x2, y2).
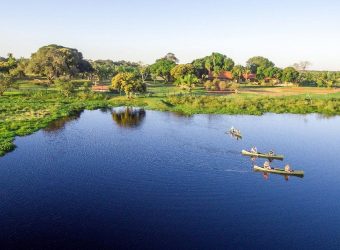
(242, 150, 284, 160)
(253, 165, 304, 177)
(227, 130, 242, 138)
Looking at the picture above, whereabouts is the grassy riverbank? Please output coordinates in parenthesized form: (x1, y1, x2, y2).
(0, 92, 108, 156)
(1, 83, 340, 156)
(107, 94, 340, 115)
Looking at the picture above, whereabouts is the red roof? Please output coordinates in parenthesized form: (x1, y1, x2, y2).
(208, 71, 233, 80)
(243, 73, 256, 80)
(92, 85, 110, 92)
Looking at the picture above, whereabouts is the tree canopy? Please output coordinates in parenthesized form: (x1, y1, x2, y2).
(246, 56, 275, 73)
(91, 60, 116, 81)
(111, 72, 146, 97)
(149, 58, 176, 82)
(205, 52, 235, 74)
(0, 53, 17, 74)
(231, 65, 245, 81)
(0, 73, 15, 96)
(170, 64, 194, 80)
(281, 67, 299, 83)
(28, 44, 92, 83)
(163, 53, 179, 63)
(191, 57, 209, 79)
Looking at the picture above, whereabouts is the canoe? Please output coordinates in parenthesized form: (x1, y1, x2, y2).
(253, 165, 304, 177)
(241, 150, 284, 160)
(228, 130, 242, 138)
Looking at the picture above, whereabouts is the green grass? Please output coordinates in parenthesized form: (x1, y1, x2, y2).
(0, 92, 109, 156)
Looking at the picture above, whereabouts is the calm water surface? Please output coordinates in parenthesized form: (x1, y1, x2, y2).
(1, 108, 340, 249)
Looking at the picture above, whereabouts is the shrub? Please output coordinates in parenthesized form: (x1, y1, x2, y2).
(218, 81, 228, 91)
(204, 80, 213, 90)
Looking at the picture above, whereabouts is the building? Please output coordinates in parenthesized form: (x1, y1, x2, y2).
(207, 71, 233, 80)
(242, 73, 257, 81)
(208, 71, 257, 82)
(91, 84, 111, 92)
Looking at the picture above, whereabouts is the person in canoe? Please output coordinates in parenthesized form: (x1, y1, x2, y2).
(269, 150, 274, 156)
(250, 146, 257, 154)
(263, 161, 272, 170)
(284, 164, 292, 172)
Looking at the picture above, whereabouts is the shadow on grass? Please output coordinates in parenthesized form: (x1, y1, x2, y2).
(160, 99, 174, 107)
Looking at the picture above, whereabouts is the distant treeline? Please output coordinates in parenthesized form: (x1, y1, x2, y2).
(1, 44, 340, 94)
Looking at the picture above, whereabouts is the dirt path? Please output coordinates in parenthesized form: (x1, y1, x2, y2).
(239, 87, 340, 96)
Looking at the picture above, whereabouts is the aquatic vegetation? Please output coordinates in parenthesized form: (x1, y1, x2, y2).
(0, 92, 109, 156)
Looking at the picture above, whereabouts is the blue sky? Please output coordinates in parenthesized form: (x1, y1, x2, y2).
(1, 0, 340, 70)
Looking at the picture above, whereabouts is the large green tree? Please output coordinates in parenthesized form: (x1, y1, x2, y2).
(191, 57, 209, 79)
(204, 52, 235, 74)
(91, 60, 116, 81)
(170, 64, 194, 80)
(28, 44, 91, 84)
(149, 58, 176, 82)
(231, 65, 245, 82)
(112, 72, 146, 98)
(281, 67, 299, 83)
(246, 56, 275, 74)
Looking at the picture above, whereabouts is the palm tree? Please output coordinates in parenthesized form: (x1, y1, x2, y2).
(232, 65, 245, 83)
(177, 74, 199, 92)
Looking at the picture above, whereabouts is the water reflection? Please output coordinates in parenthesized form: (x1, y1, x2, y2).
(43, 112, 82, 133)
(261, 172, 291, 181)
(170, 112, 192, 118)
(228, 133, 242, 141)
(111, 107, 146, 128)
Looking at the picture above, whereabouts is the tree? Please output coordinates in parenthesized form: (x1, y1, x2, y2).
(0, 53, 17, 73)
(163, 53, 179, 63)
(114, 61, 139, 74)
(137, 62, 150, 83)
(149, 58, 176, 82)
(281, 67, 299, 83)
(191, 57, 209, 79)
(28, 44, 91, 84)
(175, 74, 199, 92)
(9, 58, 29, 78)
(112, 72, 146, 98)
(91, 60, 116, 82)
(56, 80, 76, 97)
(204, 52, 235, 74)
(246, 56, 274, 73)
(224, 57, 235, 71)
(263, 67, 283, 79)
(293, 61, 312, 71)
(314, 72, 336, 88)
(0, 73, 15, 96)
(231, 65, 245, 82)
(170, 64, 194, 80)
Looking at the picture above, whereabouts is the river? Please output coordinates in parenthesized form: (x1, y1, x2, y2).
(0, 108, 339, 249)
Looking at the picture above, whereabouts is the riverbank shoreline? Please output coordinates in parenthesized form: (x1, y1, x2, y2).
(1, 92, 340, 156)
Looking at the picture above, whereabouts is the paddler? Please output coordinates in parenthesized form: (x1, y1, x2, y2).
(250, 146, 257, 153)
(284, 164, 291, 172)
(263, 161, 271, 170)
